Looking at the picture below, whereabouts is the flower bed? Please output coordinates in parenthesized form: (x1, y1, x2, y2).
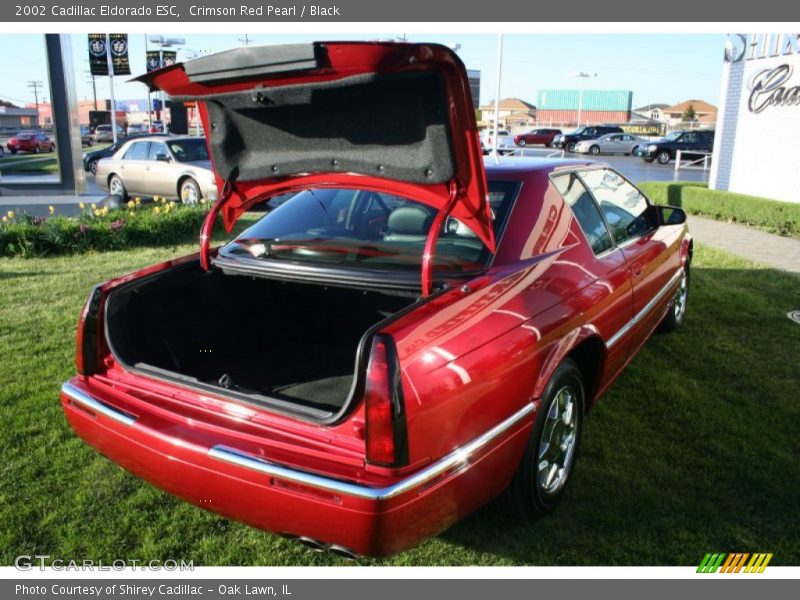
(0, 197, 218, 258)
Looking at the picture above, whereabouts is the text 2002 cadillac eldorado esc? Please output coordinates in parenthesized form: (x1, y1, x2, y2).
(60, 42, 692, 558)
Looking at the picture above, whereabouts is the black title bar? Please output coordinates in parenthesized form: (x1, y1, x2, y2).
(3, 0, 799, 22)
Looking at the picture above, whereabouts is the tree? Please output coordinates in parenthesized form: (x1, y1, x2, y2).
(682, 103, 697, 123)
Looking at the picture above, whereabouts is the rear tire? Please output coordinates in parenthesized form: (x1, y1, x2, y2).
(179, 177, 201, 205)
(34, 146, 40, 154)
(566, 142, 576, 153)
(502, 359, 585, 518)
(657, 150, 671, 165)
(89, 159, 99, 175)
(642, 156, 654, 163)
(517, 139, 526, 147)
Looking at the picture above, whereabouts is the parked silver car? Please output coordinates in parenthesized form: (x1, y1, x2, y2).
(573, 133, 645, 156)
(95, 136, 218, 204)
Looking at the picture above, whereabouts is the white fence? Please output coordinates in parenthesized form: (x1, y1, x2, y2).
(674, 149, 713, 172)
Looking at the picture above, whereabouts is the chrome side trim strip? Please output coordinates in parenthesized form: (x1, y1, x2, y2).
(61, 382, 136, 427)
(209, 402, 537, 501)
(606, 268, 683, 349)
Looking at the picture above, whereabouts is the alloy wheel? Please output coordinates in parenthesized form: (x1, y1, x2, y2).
(673, 269, 689, 322)
(537, 385, 578, 496)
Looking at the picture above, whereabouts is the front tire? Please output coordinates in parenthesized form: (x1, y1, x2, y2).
(108, 175, 127, 201)
(642, 156, 654, 163)
(89, 159, 99, 175)
(502, 359, 585, 518)
(589, 145, 600, 156)
(517, 139, 526, 147)
(660, 265, 690, 332)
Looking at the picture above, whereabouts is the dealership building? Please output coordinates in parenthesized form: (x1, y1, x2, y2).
(710, 33, 800, 204)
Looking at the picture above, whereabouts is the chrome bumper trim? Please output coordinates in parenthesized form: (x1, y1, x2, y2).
(606, 268, 683, 349)
(209, 402, 537, 501)
(61, 382, 136, 427)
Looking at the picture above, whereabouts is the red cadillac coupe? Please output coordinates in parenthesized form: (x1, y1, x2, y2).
(61, 42, 692, 558)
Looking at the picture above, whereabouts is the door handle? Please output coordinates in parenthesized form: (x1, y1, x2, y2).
(630, 264, 643, 277)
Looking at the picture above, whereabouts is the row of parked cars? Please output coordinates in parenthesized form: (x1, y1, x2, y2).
(1, 131, 56, 158)
(482, 125, 715, 165)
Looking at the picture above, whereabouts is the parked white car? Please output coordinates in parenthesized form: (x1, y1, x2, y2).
(480, 129, 516, 154)
(573, 133, 645, 156)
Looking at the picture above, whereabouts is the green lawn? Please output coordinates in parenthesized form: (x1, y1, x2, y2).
(0, 243, 798, 566)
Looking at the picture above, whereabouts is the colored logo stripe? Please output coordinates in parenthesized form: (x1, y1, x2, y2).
(697, 553, 773, 573)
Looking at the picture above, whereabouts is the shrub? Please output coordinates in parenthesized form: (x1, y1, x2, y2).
(0, 200, 219, 258)
(639, 182, 800, 238)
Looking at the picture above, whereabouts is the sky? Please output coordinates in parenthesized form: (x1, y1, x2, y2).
(0, 33, 726, 112)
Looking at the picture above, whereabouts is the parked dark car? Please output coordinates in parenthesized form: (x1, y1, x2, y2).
(62, 42, 693, 559)
(83, 133, 170, 175)
(552, 125, 624, 152)
(6, 131, 55, 154)
(80, 126, 94, 147)
(634, 130, 715, 165)
(514, 128, 562, 147)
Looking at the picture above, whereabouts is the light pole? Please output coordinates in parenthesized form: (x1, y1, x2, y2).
(182, 49, 201, 135)
(569, 71, 597, 127)
(148, 35, 186, 133)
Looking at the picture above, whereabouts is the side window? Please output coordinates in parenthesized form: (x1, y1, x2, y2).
(148, 142, 169, 161)
(579, 168, 653, 244)
(683, 133, 697, 143)
(123, 142, 149, 160)
(551, 173, 614, 255)
(585, 128, 597, 137)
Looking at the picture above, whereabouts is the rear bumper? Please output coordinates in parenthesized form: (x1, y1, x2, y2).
(61, 380, 534, 557)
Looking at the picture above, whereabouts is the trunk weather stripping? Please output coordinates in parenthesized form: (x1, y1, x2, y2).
(201, 176, 238, 271)
(421, 179, 461, 297)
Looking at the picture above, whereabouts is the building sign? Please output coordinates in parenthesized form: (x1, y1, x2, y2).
(710, 33, 800, 203)
(88, 34, 130, 76)
(621, 123, 666, 136)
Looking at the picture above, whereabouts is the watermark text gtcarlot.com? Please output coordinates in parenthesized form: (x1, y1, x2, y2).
(14, 554, 194, 571)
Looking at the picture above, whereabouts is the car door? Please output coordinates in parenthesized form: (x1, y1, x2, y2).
(142, 140, 176, 198)
(579, 167, 681, 349)
(117, 141, 150, 195)
(603, 134, 623, 153)
(550, 171, 637, 379)
(621, 135, 639, 154)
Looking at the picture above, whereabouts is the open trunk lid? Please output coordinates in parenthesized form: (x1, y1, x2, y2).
(134, 41, 493, 253)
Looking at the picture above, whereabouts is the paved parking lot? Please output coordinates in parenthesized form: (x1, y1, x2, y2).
(1, 147, 709, 218)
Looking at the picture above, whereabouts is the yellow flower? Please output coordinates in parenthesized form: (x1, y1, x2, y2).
(79, 202, 85, 209)
(127, 200, 135, 209)
(153, 206, 161, 214)
(93, 209, 101, 217)
(135, 197, 141, 205)
(7, 211, 14, 219)
(91, 203, 97, 210)
(102, 207, 109, 215)
(170, 201, 177, 208)
(2, 216, 7, 223)
(128, 211, 135, 217)
(49, 205, 55, 215)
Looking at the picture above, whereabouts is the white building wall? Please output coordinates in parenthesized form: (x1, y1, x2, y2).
(710, 33, 800, 203)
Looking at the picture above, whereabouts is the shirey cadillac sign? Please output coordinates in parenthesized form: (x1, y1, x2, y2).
(723, 33, 800, 114)
(710, 33, 800, 203)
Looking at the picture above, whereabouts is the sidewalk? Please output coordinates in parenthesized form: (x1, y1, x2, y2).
(688, 216, 800, 275)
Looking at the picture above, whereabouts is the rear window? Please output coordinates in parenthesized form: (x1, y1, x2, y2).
(221, 181, 520, 275)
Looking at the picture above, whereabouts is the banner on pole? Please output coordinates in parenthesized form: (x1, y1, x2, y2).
(146, 50, 178, 72)
(87, 33, 108, 76)
(88, 33, 130, 76)
(109, 34, 131, 75)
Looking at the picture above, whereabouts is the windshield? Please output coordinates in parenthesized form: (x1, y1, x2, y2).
(166, 138, 209, 162)
(663, 132, 683, 141)
(220, 181, 520, 275)
(567, 127, 586, 135)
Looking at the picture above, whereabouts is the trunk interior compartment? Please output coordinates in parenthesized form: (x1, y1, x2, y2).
(104, 263, 416, 418)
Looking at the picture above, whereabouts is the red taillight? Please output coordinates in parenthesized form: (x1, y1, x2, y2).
(76, 286, 105, 375)
(364, 336, 408, 467)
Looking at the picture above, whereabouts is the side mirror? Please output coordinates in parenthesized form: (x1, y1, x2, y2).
(155, 153, 171, 162)
(657, 205, 687, 226)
